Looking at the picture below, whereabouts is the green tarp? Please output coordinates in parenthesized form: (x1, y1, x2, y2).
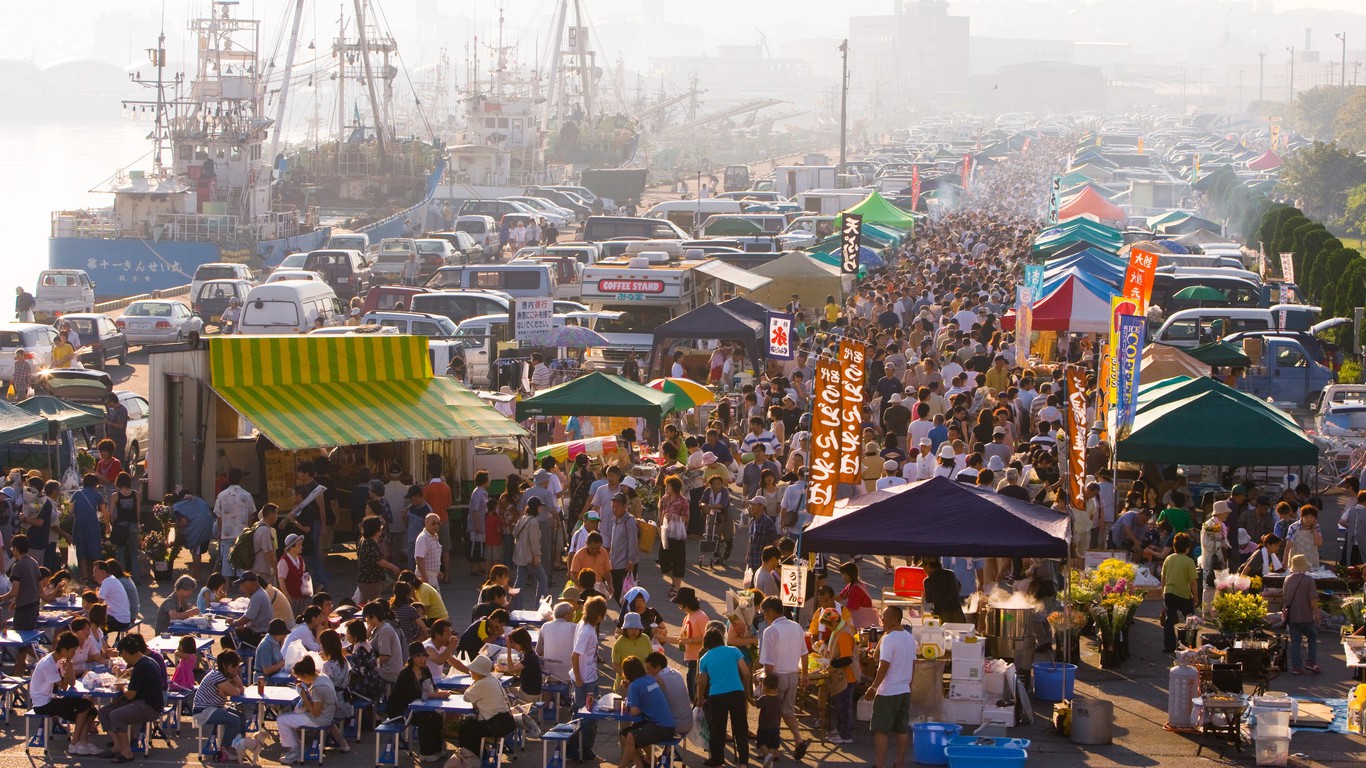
(1119, 376, 1315, 465)
(702, 216, 766, 237)
(837, 191, 919, 229)
(16, 396, 104, 432)
(515, 372, 675, 423)
(1185, 341, 1252, 368)
(0, 400, 49, 444)
(1032, 219, 1124, 256)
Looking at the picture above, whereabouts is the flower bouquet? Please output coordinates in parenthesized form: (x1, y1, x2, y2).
(1212, 591, 1269, 635)
(1048, 608, 1088, 662)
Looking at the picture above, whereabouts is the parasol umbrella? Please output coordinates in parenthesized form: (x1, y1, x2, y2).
(1172, 285, 1227, 302)
(645, 377, 716, 410)
(536, 436, 619, 462)
(538, 325, 610, 348)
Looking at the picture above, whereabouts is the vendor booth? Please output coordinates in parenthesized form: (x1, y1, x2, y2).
(648, 302, 766, 379)
(745, 251, 842, 310)
(146, 334, 530, 504)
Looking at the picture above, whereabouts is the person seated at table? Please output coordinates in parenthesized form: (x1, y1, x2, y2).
(276, 656, 339, 764)
(612, 613, 654, 695)
(384, 641, 451, 763)
(284, 606, 325, 665)
(190, 649, 247, 760)
(310, 592, 336, 621)
(538, 601, 577, 683)
(423, 619, 457, 681)
(453, 609, 509, 674)
(455, 654, 515, 761)
(98, 634, 165, 763)
(318, 629, 354, 753)
(398, 570, 450, 624)
(644, 652, 692, 739)
(1240, 533, 1285, 577)
(921, 558, 967, 624)
(500, 626, 542, 704)
(155, 575, 201, 634)
(40, 568, 69, 605)
(482, 564, 512, 594)
(618, 655, 677, 768)
(70, 616, 111, 673)
(568, 532, 612, 587)
(253, 619, 290, 677)
(230, 572, 274, 647)
(471, 585, 510, 623)
(106, 560, 141, 630)
(197, 573, 228, 613)
(31, 630, 102, 756)
(390, 582, 429, 645)
(170, 635, 203, 692)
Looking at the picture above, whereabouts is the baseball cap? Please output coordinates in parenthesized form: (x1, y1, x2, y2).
(883, 460, 899, 471)
(585, 511, 601, 521)
(611, 492, 628, 503)
(992, 426, 1005, 436)
(919, 437, 932, 447)
(235, 571, 260, 585)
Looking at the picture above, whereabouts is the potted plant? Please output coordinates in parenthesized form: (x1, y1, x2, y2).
(1212, 591, 1269, 637)
(1047, 608, 1087, 662)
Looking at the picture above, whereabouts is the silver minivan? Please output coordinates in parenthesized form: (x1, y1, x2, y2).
(423, 263, 557, 298)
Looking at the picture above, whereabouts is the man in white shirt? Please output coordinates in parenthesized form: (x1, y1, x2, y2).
(759, 597, 812, 759)
(31, 632, 101, 755)
(94, 560, 132, 630)
(907, 404, 934, 447)
(529, 353, 553, 390)
(904, 438, 936, 483)
(589, 467, 625, 515)
(213, 467, 256, 578)
(414, 513, 444, 586)
(423, 619, 457, 681)
(740, 417, 779, 455)
(876, 461, 907, 492)
(864, 606, 919, 768)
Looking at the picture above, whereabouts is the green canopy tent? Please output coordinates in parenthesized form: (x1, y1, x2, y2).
(1116, 388, 1317, 465)
(1032, 219, 1124, 256)
(17, 396, 105, 431)
(1133, 375, 1297, 429)
(836, 191, 919, 229)
(1186, 341, 1252, 368)
(515, 372, 675, 425)
(0, 400, 49, 445)
(702, 216, 766, 237)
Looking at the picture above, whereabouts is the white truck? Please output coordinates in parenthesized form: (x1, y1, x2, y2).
(796, 188, 875, 214)
(34, 269, 96, 322)
(773, 165, 837, 199)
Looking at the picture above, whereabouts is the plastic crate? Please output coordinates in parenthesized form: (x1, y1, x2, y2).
(945, 745, 1027, 768)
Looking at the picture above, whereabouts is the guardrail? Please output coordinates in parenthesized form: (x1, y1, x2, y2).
(94, 283, 192, 313)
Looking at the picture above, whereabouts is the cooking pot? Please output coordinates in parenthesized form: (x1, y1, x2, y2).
(976, 606, 1034, 659)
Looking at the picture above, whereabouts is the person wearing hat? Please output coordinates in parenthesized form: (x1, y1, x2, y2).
(219, 295, 241, 334)
(602, 492, 640, 603)
(1283, 553, 1323, 674)
(745, 494, 778, 576)
(569, 509, 602, 556)
(983, 424, 1012, 469)
(876, 460, 907, 492)
(385, 641, 454, 761)
(612, 613, 655, 695)
(932, 442, 957, 479)
(1226, 484, 1251, 534)
(275, 533, 308, 617)
(251, 618, 291, 677)
(1198, 501, 1233, 602)
(153, 575, 201, 634)
(229, 571, 273, 646)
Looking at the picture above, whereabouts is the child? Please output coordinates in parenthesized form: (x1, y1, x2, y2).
(755, 674, 783, 767)
(170, 635, 201, 692)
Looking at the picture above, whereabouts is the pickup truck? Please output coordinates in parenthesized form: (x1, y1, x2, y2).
(33, 269, 96, 322)
(1234, 334, 1336, 409)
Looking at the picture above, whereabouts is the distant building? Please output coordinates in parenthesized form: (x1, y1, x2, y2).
(847, 0, 971, 108)
(973, 61, 1107, 112)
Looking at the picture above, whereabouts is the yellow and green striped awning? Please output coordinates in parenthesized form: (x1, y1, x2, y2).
(209, 335, 526, 451)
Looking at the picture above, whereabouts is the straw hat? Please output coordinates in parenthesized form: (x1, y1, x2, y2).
(1289, 554, 1310, 573)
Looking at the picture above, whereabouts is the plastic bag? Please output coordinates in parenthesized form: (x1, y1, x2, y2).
(300, 572, 314, 597)
(621, 571, 636, 600)
(690, 707, 709, 747)
(537, 595, 555, 622)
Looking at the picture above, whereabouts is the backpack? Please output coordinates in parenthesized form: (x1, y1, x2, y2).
(228, 524, 259, 571)
(345, 643, 387, 703)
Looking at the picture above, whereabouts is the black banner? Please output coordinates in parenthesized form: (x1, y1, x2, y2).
(841, 213, 862, 275)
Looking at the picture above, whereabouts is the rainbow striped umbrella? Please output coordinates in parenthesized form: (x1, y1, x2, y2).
(535, 436, 619, 463)
(645, 377, 715, 410)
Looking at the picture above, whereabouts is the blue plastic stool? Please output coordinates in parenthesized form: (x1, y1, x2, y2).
(651, 738, 683, 768)
(541, 721, 579, 768)
(373, 718, 407, 767)
(542, 682, 571, 722)
(300, 724, 328, 764)
(198, 724, 225, 760)
(24, 713, 52, 755)
(481, 737, 506, 768)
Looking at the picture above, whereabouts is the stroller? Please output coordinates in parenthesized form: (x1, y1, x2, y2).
(698, 505, 734, 569)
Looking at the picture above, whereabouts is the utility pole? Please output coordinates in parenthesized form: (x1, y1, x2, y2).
(839, 38, 848, 190)
(269, 0, 306, 177)
(1338, 33, 1348, 91)
(1287, 46, 1295, 102)
(1258, 52, 1266, 104)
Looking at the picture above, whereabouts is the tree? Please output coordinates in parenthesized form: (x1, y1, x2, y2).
(1333, 86, 1366, 151)
(1287, 86, 1347, 140)
(1297, 223, 1332, 298)
(1278, 141, 1366, 222)
(1346, 183, 1366, 237)
(1335, 256, 1366, 318)
(1272, 213, 1310, 272)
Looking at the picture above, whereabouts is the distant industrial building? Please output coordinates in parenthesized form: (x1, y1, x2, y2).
(847, 0, 971, 107)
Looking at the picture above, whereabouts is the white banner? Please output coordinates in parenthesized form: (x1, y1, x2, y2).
(779, 563, 808, 607)
(514, 297, 554, 343)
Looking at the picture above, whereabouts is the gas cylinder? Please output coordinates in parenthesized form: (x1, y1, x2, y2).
(1167, 654, 1200, 728)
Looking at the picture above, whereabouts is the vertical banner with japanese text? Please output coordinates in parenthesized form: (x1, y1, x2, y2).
(1106, 296, 1142, 408)
(961, 154, 973, 194)
(1115, 313, 1146, 439)
(766, 312, 794, 360)
(1122, 247, 1158, 313)
(840, 214, 863, 275)
(808, 359, 843, 517)
(837, 340, 866, 485)
(1065, 365, 1089, 511)
(1015, 286, 1033, 367)
(910, 166, 921, 212)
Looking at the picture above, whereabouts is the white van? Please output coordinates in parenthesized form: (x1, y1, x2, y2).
(642, 200, 744, 232)
(424, 263, 557, 298)
(237, 281, 345, 335)
(1153, 305, 1320, 348)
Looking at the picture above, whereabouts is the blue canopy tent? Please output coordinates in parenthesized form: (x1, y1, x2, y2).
(1041, 266, 1121, 298)
(801, 476, 1070, 558)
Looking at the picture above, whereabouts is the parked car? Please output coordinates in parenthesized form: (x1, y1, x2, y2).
(192, 279, 254, 329)
(264, 269, 327, 284)
(33, 270, 95, 322)
(116, 390, 150, 466)
(371, 238, 421, 283)
(362, 285, 431, 314)
(272, 252, 310, 272)
(0, 323, 58, 389)
(524, 186, 596, 217)
(54, 313, 128, 369)
(301, 249, 373, 301)
(116, 300, 205, 346)
(359, 311, 459, 338)
(414, 238, 457, 276)
(307, 324, 401, 336)
(454, 215, 498, 252)
(190, 262, 255, 301)
(33, 368, 112, 404)
(238, 282, 344, 335)
(423, 231, 485, 264)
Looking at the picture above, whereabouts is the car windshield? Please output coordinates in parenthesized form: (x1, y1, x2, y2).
(278, 254, 307, 269)
(1324, 409, 1366, 431)
(456, 222, 483, 234)
(63, 319, 97, 335)
(415, 242, 444, 254)
(124, 302, 175, 317)
(241, 300, 301, 327)
(196, 266, 237, 280)
(0, 331, 30, 347)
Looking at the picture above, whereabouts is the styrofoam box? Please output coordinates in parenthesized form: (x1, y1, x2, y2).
(940, 698, 984, 726)
(983, 705, 1015, 726)
(951, 659, 984, 680)
(1254, 738, 1289, 767)
(983, 669, 1006, 697)
(952, 638, 986, 660)
(949, 680, 985, 701)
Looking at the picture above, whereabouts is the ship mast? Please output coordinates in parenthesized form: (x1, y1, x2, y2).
(353, 0, 388, 170)
(123, 30, 182, 177)
(268, 0, 307, 177)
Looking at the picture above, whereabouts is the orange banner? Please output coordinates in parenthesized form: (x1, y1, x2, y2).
(1065, 365, 1089, 510)
(837, 340, 867, 485)
(809, 359, 843, 517)
(1122, 247, 1158, 313)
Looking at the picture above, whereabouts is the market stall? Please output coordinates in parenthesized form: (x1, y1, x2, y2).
(648, 302, 765, 379)
(745, 250, 843, 310)
(515, 371, 675, 432)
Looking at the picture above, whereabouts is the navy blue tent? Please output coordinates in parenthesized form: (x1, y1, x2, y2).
(801, 476, 1071, 558)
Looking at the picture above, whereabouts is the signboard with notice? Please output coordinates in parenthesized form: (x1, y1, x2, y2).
(514, 297, 554, 343)
(264, 449, 298, 511)
(779, 563, 808, 607)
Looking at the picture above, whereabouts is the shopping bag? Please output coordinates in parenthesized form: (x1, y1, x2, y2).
(301, 572, 314, 597)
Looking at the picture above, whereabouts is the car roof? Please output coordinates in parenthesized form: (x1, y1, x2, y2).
(363, 310, 450, 321)
(0, 323, 50, 331)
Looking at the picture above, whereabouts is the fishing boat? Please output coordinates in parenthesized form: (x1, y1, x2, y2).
(48, 0, 442, 298)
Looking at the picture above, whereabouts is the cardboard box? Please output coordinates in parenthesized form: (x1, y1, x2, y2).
(983, 669, 1005, 696)
(948, 680, 985, 701)
(940, 698, 984, 726)
(951, 659, 984, 680)
(982, 704, 1016, 726)
(951, 637, 986, 661)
